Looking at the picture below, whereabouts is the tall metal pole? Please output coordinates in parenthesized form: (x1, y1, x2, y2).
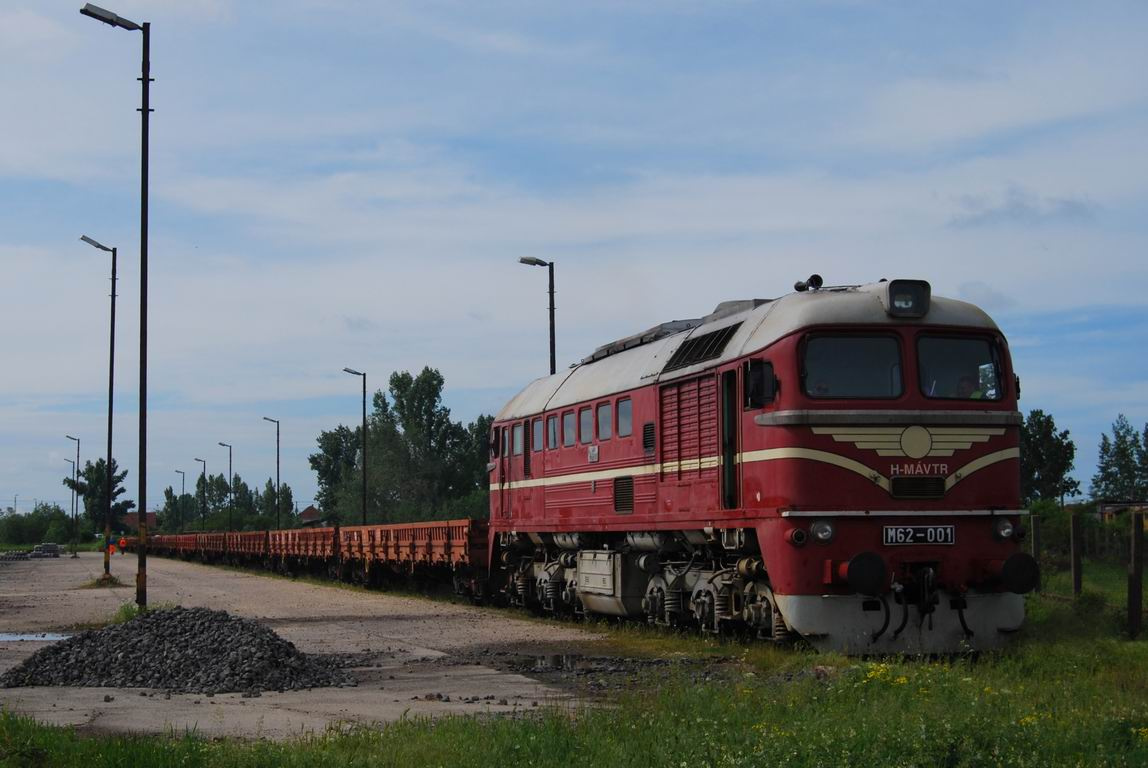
(547, 261, 556, 376)
(66, 436, 80, 557)
(219, 443, 233, 531)
(343, 368, 367, 525)
(106, 245, 117, 576)
(518, 257, 556, 375)
(361, 375, 366, 525)
(194, 458, 206, 530)
(175, 469, 185, 532)
(263, 417, 280, 530)
(83, 235, 118, 574)
(65, 458, 76, 553)
(135, 19, 151, 611)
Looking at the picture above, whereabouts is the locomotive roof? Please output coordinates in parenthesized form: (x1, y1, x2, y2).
(495, 280, 999, 421)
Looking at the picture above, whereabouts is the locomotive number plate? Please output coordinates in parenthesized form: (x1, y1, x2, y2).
(883, 525, 955, 546)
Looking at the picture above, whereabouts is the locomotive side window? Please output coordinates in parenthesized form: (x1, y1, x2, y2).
(803, 335, 902, 399)
(502, 426, 509, 456)
(533, 418, 543, 452)
(597, 402, 613, 440)
(547, 415, 558, 449)
(580, 407, 593, 444)
(512, 423, 524, 455)
(918, 336, 1002, 400)
(563, 412, 576, 447)
(617, 398, 632, 437)
(744, 359, 776, 409)
(489, 426, 500, 458)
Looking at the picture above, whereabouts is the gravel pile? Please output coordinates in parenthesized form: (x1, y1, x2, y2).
(1, 606, 354, 694)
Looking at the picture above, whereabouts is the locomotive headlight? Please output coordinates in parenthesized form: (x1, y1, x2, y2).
(881, 279, 931, 318)
(810, 520, 835, 543)
(993, 518, 1015, 540)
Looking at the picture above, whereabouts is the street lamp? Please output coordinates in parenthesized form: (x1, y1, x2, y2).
(80, 234, 117, 573)
(194, 458, 206, 530)
(81, 2, 152, 610)
(518, 257, 556, 375)
(218, 443, 233, 531)
(343, 367, 367, 525)
(65, 458, 76, 556)
(263, 417, 280, 530)
(65, 435, 80, 558)
(174, 469, 185, 532)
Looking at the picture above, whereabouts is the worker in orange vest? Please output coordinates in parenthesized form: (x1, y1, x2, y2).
(118, 536, 127, 554)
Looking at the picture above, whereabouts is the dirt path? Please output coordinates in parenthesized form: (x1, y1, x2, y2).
(0, 552, 607, 739)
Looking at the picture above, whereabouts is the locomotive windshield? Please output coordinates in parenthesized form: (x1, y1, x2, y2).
(918, 336, 1002, 400)
(802, 335, 903, 398)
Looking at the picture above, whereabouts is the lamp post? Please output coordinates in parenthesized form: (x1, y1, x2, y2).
(174, 469, 185, 532)
(194, 458, 206, 530)
(81, 2, 152, 610)
(65, 435, 80, 558)
(262, 417, 280, 530)
(518, 257, 556, 375)
(65, 458, 76, 554)
(80, 234, 117, 573)
(218, 443, 233, 531)
(342, 368, 367, 525)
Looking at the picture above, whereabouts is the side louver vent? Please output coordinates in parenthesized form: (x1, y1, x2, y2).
(614, 476, 634, 513)
(642, 423, 656, 455)
(662, 323, 742, 373)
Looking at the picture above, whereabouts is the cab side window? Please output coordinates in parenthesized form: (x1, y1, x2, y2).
(580, 407, 593, 444)
(617, 398, 632, 437)
(547, 415, 558, 449)
(562, 412, 576, 447)
(597, 402, 613, 440)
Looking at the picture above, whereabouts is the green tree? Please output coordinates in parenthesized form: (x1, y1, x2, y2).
(1019, 409, 1080, 504)
(0, 502, 70, 545)
(309, 368, 493, 524)
(62, 458, 134, 534)
(308, 425, 359, 513)
(1090, 414, 1145, 500)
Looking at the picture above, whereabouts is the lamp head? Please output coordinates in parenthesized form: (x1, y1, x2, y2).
(80, 4, 141, 31)
(518, 257, 549, 267)
(80, 235, 113, 252)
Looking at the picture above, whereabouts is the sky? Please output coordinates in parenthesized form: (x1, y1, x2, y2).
(2, 0, 1146, 514)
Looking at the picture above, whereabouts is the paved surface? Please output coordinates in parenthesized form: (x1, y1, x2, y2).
(0, 552, 604, 738)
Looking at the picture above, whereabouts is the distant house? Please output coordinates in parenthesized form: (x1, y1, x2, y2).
(122, 511, 158, 531)
(299, 505, 322, 526)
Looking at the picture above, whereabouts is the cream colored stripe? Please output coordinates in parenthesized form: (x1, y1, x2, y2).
(489, 445, 1018, 494)
(490, 462, 660, 491)
(945, 448, 1020, 490)
(739, 448, 891, 492)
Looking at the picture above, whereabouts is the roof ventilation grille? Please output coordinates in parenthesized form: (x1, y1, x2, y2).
(662, 322, 743, 373)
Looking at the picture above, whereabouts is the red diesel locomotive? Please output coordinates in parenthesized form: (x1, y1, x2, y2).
(486, 276, 1038, 653)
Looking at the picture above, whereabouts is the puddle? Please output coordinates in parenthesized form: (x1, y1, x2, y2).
(0, 633, 69, 642)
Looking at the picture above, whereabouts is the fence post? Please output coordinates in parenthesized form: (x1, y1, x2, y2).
(1130, 512, 1143, 639)
(1030, 514, 1042, 592)
(1071, 513, 1083, 597)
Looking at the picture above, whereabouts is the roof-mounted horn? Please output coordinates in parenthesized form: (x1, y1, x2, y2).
(794, 274, 823, 292)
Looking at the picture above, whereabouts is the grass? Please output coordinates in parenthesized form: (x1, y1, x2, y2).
(1042, 558, 1144, 605)
(2, 591, 1146, 767)
(106, 601, 180, 625)
(77, 574, 127, 589)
